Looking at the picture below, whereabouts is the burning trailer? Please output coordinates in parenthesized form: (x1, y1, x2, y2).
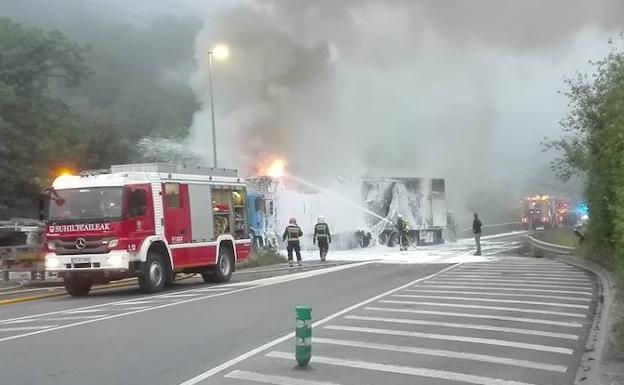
(248, 175, 448, 250)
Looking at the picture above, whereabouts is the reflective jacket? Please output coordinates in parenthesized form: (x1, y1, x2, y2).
(314, 222, 332, 243)
(283, 225, 303, 242)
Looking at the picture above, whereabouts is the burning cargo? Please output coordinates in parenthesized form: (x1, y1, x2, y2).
(249, 176, 448, 249)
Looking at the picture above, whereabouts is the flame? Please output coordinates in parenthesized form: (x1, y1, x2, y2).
(265, 158, 286, 178)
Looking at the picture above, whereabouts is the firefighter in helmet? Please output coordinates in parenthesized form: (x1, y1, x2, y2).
(313, 214, 332, 261)
(283, 217, 303, 267)
(397, 214, 410, 251)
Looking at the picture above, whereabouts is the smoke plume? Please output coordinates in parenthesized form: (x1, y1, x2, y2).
(188, 0, 623, 224)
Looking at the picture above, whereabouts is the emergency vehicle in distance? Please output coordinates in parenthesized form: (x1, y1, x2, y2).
(43, 163, 252, 296)
(521, 195, 553, 230)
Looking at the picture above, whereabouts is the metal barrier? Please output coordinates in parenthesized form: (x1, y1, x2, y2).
(526, 234, 576, 255)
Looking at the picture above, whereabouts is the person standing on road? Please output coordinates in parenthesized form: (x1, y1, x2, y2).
(397, 214, 410, 251)
(283, 217, 303, 267)
(473, 213, 482, 255)
(313, 215, 332, 261)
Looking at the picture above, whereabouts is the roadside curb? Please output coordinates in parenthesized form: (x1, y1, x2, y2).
(554, 254, 618, 385)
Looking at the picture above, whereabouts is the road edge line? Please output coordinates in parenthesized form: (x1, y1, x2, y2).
(176, 263, 461, 385)
(553, 255, 615, 385)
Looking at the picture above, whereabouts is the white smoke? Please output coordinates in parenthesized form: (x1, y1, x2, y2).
(186, 1, 623, 225)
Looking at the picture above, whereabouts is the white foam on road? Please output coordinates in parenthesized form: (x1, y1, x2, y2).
(267, 351, 546, 385)
(365, 307, 585, 328)
(404, 289, 591, 302)
(345, 315, 579, 340)
(225, 370, 341, 385)
(314, 337, 569, 372)
(380, 300, 588, 318)
(392, 294, 589, 309)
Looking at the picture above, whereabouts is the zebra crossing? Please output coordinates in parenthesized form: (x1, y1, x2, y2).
(204, 258, 595, 385)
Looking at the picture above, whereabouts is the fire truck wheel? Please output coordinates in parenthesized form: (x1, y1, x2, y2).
(64, 276, 93, 297)
(212, 248, 234, 283)
(139, 251, 166, 293)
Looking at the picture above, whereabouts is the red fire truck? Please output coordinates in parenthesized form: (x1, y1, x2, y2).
(43, 163, 252, 296)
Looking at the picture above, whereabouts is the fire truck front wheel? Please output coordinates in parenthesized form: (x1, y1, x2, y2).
(211, 247, 234, 283)
(139, 251, 167, 293)
(64, 276, 93, 297)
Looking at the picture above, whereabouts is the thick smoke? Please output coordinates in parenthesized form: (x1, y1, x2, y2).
(188, 0, 623, 225)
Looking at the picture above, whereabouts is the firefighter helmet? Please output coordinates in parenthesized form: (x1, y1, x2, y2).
(318, 215, 325, 223)
(289, 217, 297, 225)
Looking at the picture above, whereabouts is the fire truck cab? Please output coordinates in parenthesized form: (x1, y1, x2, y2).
(44, 163, 252, 296)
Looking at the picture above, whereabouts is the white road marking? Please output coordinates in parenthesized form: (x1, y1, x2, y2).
(225, 370, 341, 385)
(64, 309, 108, 314)
(443, 274, 590, 282)
(0, 261, 378, 344)
(267, 351, 545, 385)
(403, 289, 591, 302)
(0, 319, 41, 324)
(323, 325, 573, 354)
(392, 294, 589, 309)
(380, 300, 588, 318)
(365, 307, 585, 327)
(430, 278, 591, 286)
(195, 288, 232, 292)
(0, 261, 373, 325)
(0, 326, 58, 332)
(175, 263, 462, 385)
(160, 293, 202, 298)
(40, 315, 109, 321)
(450, 270, 587, 276)
(112, 301, 155, 306)
(345, 315, 579, 340)
(424, 281, 592, 290)
(417, 284, 592, 295)
(111, 306, 150, 311)
(314, 337, 568, 372)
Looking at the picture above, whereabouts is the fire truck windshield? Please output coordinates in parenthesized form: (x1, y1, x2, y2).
(47, 187, 123, 223)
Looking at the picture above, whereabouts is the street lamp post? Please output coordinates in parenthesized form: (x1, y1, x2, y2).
(206, 44, 229, 169)
(207, 51, 218, 168)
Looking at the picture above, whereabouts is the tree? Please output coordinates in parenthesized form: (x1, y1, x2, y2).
(0, 18, 91, 217)
(546, 37, 624, 269)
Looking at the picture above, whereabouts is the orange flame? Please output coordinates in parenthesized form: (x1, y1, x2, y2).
(265, 158, 286, 178)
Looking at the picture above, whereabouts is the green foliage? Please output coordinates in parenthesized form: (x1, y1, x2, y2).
(547, 38, 624, 269)
(0, 18, 91, 216)
(548, 38, 624, 351)
(0, 15, 201, 218)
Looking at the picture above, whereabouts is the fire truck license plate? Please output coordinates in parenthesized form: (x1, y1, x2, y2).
(70, 257, 91, 264)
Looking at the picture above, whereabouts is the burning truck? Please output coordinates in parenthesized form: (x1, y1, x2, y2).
(248, 174, 448, 249)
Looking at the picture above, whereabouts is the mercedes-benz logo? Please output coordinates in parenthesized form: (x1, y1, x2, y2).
(75, 238, 86, 249)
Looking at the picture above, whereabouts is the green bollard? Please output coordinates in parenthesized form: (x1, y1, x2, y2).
(295, 305, 312, 367)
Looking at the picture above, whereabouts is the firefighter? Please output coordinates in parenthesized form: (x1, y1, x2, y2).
(283, 217, 303, 267)
(397, 214, 409, 251)
(473, 213, 482, 255)
(313, 215, 331, 261)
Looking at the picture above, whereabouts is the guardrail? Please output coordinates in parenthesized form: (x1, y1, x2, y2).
(526, 234, 576, 255)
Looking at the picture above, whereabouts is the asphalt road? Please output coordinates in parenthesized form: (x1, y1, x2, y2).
(0, 239, 596, 385)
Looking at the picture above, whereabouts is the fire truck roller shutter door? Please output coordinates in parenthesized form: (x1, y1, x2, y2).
(188, 184, 213, 242)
